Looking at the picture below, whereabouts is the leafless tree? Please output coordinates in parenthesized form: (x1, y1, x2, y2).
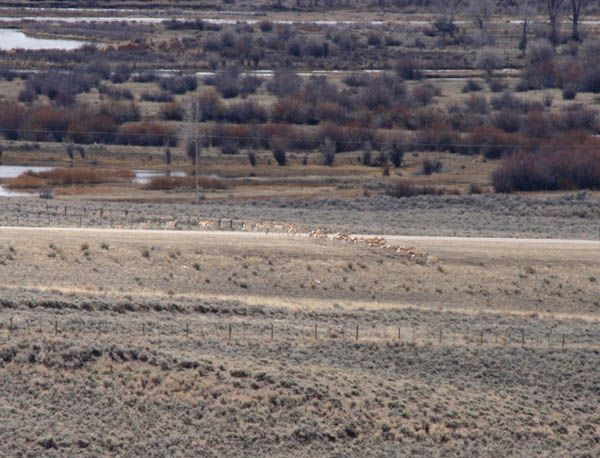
(570, 0, 592, 42)
(434, 0, 465, 36)
(466, 0, 496, 31)
(545, 0, 567, 46)
(516, 1, 538, 53)
(438, 0, 465, 21)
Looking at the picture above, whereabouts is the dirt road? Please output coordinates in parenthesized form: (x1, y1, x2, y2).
(2, 225, 598, 261)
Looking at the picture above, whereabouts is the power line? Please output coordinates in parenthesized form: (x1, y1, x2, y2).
(0, 125, 598, 150)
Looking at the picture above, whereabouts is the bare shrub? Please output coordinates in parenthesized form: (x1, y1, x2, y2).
(160, 102, 184, 121)
(386, 136, 405, 168)
(560, 104, 598, 131)
(160, 75, 198, 95)
(271, 137, 287, 166)
(22, 105, 71, 142)
(465, 94, 489, 114)
(141, 92, 174, 103)
(185, 90, 226, 122)
(487, 78, 507, 93)
(98, 84, 134, 100)
(320, 139, 336, 166)
(475, 47, 503, 76)
(468, 183, 483, 194)
(492, 145, 600, 192)
(247, 151, 257, 167)
(0, 101, 26, 140)
(395, 58, 423, 80)
(411, 83, 440, 106)
(117, 122, 177, 146)
(267, 70, 303, 97)
(521, 39, 556, 89)
(562, 84, 578, 100)
(462, 79, 483, 92)
(385, 180, 457, 198)
(221, 141, 239, 155)
(361, 147, 372, 166)
(421, 158, 443, 175)
(99, 101, 140, 123)
(493, 109, 522, 133)
(225, 100, 268, 124)
(467, 126, 525, 158)
(259, 20, 273, 32)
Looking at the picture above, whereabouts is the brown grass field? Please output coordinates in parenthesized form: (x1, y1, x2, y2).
(0, 227, 598, 456)
(0, 3, 599, 456)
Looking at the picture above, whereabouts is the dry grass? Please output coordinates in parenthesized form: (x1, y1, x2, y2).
(142, 175, 228, 191)
(0, 228, 598, 456)
(4, 168, 133, 190)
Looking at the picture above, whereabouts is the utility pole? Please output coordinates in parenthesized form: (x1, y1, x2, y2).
(195, 137, 199, 205)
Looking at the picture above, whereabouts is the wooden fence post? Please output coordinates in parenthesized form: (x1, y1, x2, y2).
(355, 324, 359, 341)
(314, 324, 318, 340)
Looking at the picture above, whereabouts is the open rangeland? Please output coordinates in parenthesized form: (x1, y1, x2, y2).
(0, 226, 598, 456)
(0, 1, 600, 456)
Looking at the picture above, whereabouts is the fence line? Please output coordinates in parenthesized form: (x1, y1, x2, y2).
(0, 200, 307, 233)
(1, 316, 597, 351)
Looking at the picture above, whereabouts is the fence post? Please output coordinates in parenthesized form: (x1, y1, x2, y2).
(55, 320, 58, 336)
(142, 323, 145, 336)
(270, 323, 274, 341)
(480, 330, 483, 345)
(186, 323, 190, 339)
(314, 324, 318, 340)
(562, 334, 565, 348)
(9, 316, 13, 334)
(355, 324, 359, 341)
(439, 330, 442, 345)
(228, 323, 232, 340)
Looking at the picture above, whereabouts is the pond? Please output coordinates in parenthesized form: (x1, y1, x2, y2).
(0, 165, 188, 197)
(0, 28, 87, 50)
(132, 169, 187, 184)
(0, 165, 52, 197)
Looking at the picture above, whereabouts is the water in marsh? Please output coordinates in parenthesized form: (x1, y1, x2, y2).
(0, 165, 187, 196)
(0, 28, 87, 50)
(0, 165, 52, 197)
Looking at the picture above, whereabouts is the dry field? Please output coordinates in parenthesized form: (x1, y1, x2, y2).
(0, 227, 598, 456)
(2, 191, 599, 239)
(0, 3, 600, 456)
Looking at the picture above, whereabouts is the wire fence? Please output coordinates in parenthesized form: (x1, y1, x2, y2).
(0, 200, 305, 233)
(1, 315, 598, 351)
